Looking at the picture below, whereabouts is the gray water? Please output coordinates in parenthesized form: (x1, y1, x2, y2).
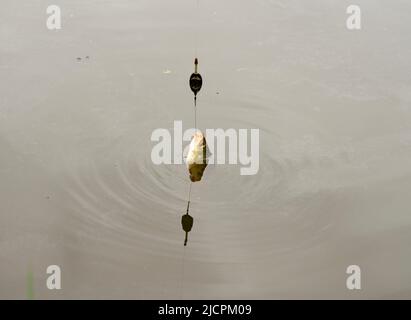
(1, 0, 411, 299)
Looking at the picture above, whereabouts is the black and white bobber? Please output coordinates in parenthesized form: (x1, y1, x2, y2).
(189, 58, 203, 106)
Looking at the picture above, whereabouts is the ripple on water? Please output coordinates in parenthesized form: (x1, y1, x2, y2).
(57, 99, 348, 263)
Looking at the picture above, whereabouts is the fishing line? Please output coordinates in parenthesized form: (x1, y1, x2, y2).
(188, 181, 193, 203)
(195, 107, 197, 131)
(180, 0, 202, 299)
(179, 244, 186, 299)
(195, 0, 199, 58)
(180, 181, 192, 299)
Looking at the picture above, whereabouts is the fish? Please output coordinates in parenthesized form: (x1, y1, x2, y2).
(186, 131, 209, 182)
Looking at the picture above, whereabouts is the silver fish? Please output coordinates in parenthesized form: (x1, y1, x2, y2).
(186, 131, 209, 182)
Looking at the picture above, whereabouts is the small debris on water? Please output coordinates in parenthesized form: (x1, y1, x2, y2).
(163, 69, 172, 75)
(76, 56, 91, 62)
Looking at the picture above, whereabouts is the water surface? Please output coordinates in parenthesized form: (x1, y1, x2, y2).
(1, 0, 411, 299)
